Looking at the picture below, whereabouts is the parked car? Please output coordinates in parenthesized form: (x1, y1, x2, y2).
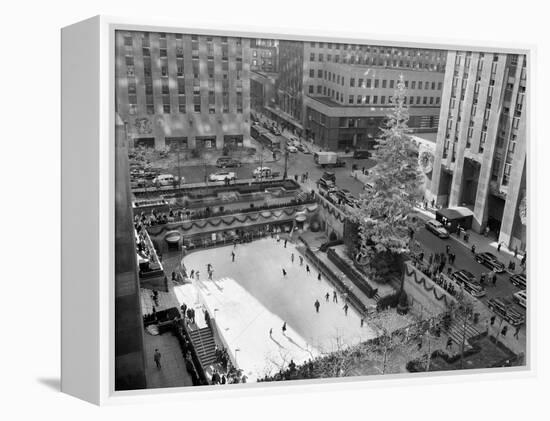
(425, 220, 450, 239)
(216, 157, 242, 168)
(487, 297, 525, 325)
(510, 273, 527, 289)
(353, 149, 371, 159)
(209, 171, 236, 182)
(451, 270, 486, 297)
(286, 145, 298, 153)
(130, 178, 147, 189)
(475, 252, 505, 273)
(513, 290, 527, 308)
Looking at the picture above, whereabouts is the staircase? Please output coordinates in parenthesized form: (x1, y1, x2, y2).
(188, 327, 217, 368)
(445, 314, 481, 349)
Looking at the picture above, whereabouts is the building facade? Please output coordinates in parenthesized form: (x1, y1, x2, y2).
(250, 39, 278, 73)
(429, 51, 527, 250)
(115, 31, 251, 150)
(277, 41, 446, 149)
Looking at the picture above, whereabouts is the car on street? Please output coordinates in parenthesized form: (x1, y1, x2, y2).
(130, 178, 147, 189)
(510, 273, 527, 289)
(353, 149, 371, 159)
(253, 166, 273, 179)
(216, 157, 242, 168)
(270, 127, 281, 136)
(153, 174, 182, 186)
(475, 252, 505, 273)
(425, 220, 450, 239)
(487, 297, 525, 325)
(513, 290, 527, 308)
(209, 171, 236, 182)
(451, 270, 487, 297)
(286, 145, 298, 153)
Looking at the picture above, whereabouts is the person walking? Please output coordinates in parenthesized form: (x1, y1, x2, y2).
(471, 244, 476, 254)
(291, 253, 295, 263)
(314, 299, 320, 313)
(333, 291, 338, 303)
(343, 303, 349, 316)
(306, 264, 310, 275)
(317, 273, 322, 281)
(282, 268, 287, 277)
(231, 251, 235, 262)
(282, 322, 287, 335)
(490, 315, 496, 326)
(325, 292, 330, 302)
(284, 239, 288, 248)
(154, 349, 162, 369)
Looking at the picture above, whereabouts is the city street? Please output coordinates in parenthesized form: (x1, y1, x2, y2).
(414, 225, 526, 315)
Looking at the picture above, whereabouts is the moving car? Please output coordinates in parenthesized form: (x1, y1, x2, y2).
(216, 157, 242, 168)
(475, 252, 505, 273)
(510, 273, 527, 289)
(209, 171, 236, 182)
(451, 270, 486, 298)
(286, 145, 298, 153)
(153, 174, 182, 186)
(253, 166, 273, 178)
(513, 290, 527, 308)
(425, 220, 450, 239)
(487, 297, 525, 325)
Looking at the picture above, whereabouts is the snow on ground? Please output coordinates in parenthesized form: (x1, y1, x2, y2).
(178, 238, 377, 380)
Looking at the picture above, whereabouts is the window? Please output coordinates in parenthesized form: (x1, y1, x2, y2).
(423, 96, 427, 104)
(374, 79, 379, 88)
(382, 79, 387, 88)
(350, 78, 355, 87)
(318, 69, 323, 78)
(163, 104, 171, 114)
(309, 85, 314, 94)
(317, 85, 322, 94)
(418, 81, 423, 89)
(438, 82, 442, 90)
(411, 81, 416, 89)
(194, 94, 201, 112)
(318, 53, 324, 62)
(381, 96, 385, 104)
(309, 69, 315, 78)
(310, 53, 315, 61)
(236, 92, 243, 113)
(365, 96, 370, 104)
(390, 80, 394, 89)
(373, 96, 378, 104)
(436, 97, 440, 105)
(357, 95, 362, 104)
(349, 95, 354, 104)
(358, 78, 364, 88)
(416, 96, 421, 104)
(123, 35, 133, 46)
(366, 79, 371, 88)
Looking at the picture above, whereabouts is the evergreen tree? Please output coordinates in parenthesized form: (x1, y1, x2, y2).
(351, 74, 423, 283)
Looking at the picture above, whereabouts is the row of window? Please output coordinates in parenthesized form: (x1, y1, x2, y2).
(308, 42, 445, 59)
(308, 52, 443, 71)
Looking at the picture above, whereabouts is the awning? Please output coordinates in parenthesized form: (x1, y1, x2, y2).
(295, 213, 307, 222)
(164, 230, 182, 244)
(437, 207, 473, 220)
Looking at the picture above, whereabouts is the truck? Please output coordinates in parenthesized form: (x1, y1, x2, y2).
(313, 151, 345, 168)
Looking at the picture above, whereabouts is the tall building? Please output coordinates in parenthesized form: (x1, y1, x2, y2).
(429, 51, 527, 250)
(275, 41, 446, 149)
(250, 39, 278, 73)
(115, 31, 251, 150)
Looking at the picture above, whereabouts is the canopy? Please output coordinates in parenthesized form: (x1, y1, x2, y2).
(435, 207, 474, 231)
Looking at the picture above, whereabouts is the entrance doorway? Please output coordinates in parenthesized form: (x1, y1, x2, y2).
(460, 158, 481, 207)
(134, 137, 155, 149)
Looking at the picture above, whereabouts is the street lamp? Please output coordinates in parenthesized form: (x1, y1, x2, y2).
(283, 149, 289, 180)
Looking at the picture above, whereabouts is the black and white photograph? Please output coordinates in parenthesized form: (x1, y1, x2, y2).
(114, 30, 528, 391)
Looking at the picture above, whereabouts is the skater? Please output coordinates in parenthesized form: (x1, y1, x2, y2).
(497, 242, 502, 252)
(291, 253, 295, 263)
(190, 269, 195, 279)
(269, 328, 273, 338)
(317, 273, 322, 281)
(306, 264, 310, 275)
(325, 292, 330, 302)
(208, 270, 213, 281)
(299, 256, 304, 266)
(314, 300, 320, 313)
(471, 244, 476, 254)
(333, 291, 338, 303)
(360, 317, 364, 327)
(207, 263, 212, 272)
(514, 246, 518, 258)
(282, 268, 287, 277)
(196, 271, 200, 281)
(490, 315, 496, 326)
(231, 251, 235, 262)
(284, 239, 288, 248)
(343, 303, 349, 316)
(282, 322, 287, 335)
(154, 348, 162, 369)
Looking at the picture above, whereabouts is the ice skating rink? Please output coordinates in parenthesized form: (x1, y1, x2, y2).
(181, 238, 376, 380)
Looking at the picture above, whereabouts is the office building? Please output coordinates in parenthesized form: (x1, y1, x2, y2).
(275, 41, 446, 149)
(115, 31, 251, 150)
(250, 39, 278, 73)
(429, 51, 527, 250)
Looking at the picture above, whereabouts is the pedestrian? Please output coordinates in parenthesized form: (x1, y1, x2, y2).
(446, 338, 453, 350)
(196, 271, 200, 281)
(490, 315, 496, 326)
(431, 199, 435, 208)
(291, 253, 295, 263)
(154, 349, 162, 369)
(514, 246, 518, 258)
(282, 268, 287, 277)
(276, 234, 280, 243)
(208, 270, 213, 280)
(317, 273, 322, 281)
(343, 303, 349, 316)
(269, 328, 273, 337)
(497, 242, 502, 252)
(360, 317, 364, 327)
(282, 322, 287, 335)
(471, 244, 476, 254)
(299, 256, 304, 266)
(231, 251, 235, 262)
(445, 245, 450, 255)
(492, 273, 497, 286)
(514, 325, 520, 339)
(190, 269, 195, 279)
(306, 264, 310, 275)
(284, 239, 288, 248)
(502, 325, 508, 337)
(333, 291, 338, 303)
(314, 300, 320, 313)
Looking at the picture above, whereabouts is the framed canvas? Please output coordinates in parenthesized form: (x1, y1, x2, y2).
(61, 15, 533, 405)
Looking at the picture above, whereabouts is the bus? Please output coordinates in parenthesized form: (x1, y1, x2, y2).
(259, 132, 281, 151)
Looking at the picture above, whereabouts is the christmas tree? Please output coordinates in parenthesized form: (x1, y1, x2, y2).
(351, 74, 423, 283)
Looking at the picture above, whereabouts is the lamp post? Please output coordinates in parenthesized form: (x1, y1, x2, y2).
(283, 149, 289, 180)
